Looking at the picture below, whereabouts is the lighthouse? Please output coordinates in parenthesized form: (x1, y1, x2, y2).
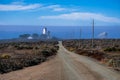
(41, 27, 51, 39)
(42, 27, 47, 35)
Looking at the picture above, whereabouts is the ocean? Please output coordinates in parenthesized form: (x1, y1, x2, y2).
(0, 25, 120, 39)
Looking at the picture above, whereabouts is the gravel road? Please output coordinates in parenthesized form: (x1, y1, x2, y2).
(0, 41, 119, 80)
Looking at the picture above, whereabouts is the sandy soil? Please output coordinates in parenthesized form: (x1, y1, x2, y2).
(0, 41, 119, 80)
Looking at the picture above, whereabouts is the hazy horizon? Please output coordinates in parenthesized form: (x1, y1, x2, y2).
(0, 25, 120, 39)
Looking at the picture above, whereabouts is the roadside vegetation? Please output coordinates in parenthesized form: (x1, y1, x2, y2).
(0, 41, 59, 74)
(63, 39, 120, 71)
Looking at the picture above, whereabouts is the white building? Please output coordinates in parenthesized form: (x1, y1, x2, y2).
(27, 36, 33, 39)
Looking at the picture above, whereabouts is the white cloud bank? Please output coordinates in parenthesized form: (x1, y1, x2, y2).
(98, 32, 108, 38)
(0, 4, 41, 11)
(0, 3, 68, 12)
(40, 12, 120, 23)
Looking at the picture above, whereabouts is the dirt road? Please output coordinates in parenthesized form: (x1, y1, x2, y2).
(0, 41, 119, 80)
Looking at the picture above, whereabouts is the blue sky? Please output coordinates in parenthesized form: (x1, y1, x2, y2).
(0, 0, 120, 26)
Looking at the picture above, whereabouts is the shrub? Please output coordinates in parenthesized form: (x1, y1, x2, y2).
(104, 47, 119, 52)
(50, 48, 57, 53)
(0, 41, 58, 74)
(41, 50, 50, 58)
(54, 45, 59, 50)
(69, 47, 75, 51)
(0, 54, 11, 59)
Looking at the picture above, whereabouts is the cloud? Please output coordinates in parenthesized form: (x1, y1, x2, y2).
(53, 7, 66, 11)
(50, 5, 67, 11)
(44, 5, 60, 9)
(98, 32, 108, 38)
(0, 3, 70, 12)
(40, 12, 120, 23)
(0, 4, 41, 11)
(41, 5, 67, 12)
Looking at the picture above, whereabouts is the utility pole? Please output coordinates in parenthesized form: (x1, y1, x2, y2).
(92, 19, 94, 49)
(79, 28, 82, 48)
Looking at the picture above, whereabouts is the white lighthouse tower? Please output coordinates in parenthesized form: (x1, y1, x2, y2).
(42, 27, 47, 35)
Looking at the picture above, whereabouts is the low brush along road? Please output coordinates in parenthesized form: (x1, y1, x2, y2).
(0, 41, 119, 80)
